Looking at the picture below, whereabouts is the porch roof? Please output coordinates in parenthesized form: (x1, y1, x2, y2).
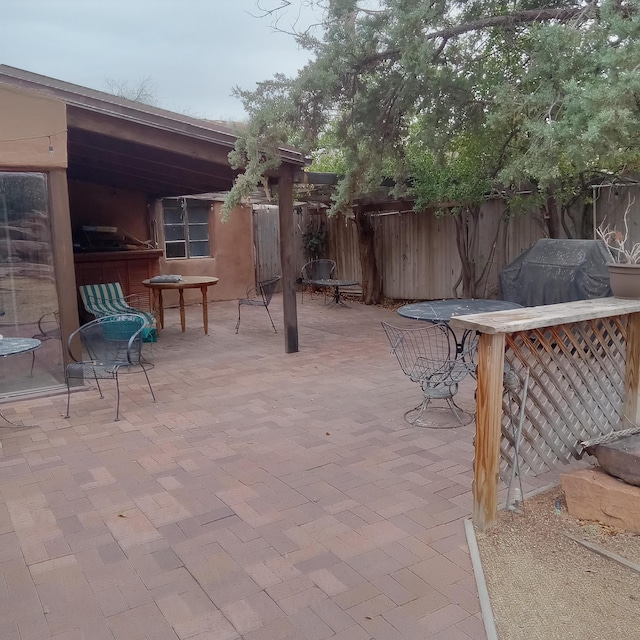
(0, 65, 308, 198)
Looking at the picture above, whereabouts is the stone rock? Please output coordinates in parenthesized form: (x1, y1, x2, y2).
(584, 432, 640, 487)
(560, 466, 640, 534)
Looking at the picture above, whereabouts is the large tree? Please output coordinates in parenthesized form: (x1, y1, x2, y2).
(225, 0, 640, 301)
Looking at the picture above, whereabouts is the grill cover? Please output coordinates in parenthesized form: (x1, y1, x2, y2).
(499, 239, 612, 306)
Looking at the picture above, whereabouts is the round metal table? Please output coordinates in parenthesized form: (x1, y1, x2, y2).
(307, 279, 358, 306)
(0, 337, 41, 358)
(0, 337, 41, 426)
(397, 299, 523, 359)
(397, 299, 523, 323)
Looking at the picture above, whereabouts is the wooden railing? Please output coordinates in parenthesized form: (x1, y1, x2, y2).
(451, 298, 640, 531)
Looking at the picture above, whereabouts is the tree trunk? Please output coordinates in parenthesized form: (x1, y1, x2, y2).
(454, 207, 481, 298)
(354, 206, 381, 304)
(544, 190, 563, 238)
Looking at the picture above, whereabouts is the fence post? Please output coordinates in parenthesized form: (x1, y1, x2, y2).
(623, 311, 640, 427)
(473, 331, 506, 531)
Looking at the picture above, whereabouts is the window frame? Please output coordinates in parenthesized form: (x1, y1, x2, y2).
(162, 198, 211, 259)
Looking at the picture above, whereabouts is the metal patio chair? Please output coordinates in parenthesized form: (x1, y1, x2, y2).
(79, 282, 157, 342)
(381, 321, 475, 427)
(65, 313, 156, 422)
(30, 310, 62, 376)
(300, 259, 336, 303)
(235, 276, 281, 334)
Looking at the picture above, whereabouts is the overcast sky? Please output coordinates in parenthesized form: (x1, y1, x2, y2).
(3, 0, 318, 121)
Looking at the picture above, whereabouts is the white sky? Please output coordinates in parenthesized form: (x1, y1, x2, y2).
(2, 0, 318, 121)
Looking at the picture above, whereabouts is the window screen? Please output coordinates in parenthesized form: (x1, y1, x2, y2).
(162, 199, 210, 259)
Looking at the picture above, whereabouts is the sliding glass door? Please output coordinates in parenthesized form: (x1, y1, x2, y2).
(0, 172, 63, 396)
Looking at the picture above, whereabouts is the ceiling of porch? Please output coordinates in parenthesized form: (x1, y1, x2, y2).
(0, 65, 308, 199)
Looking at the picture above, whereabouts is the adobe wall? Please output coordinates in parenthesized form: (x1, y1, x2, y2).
(0, 84, 67, 169)
(156, 200, 255, 303)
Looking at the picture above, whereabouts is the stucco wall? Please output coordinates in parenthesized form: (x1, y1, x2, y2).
(156, 200, 255, 304)
(0, 85, 67, 169)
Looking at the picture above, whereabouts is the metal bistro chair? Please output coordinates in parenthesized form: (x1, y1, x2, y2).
(65, 314, 156, 422)
(235, 276, 281, 334)
(30, 310, 62, 376)
(382, 321, 475, 427)
(300, 259, 336, 303)
(79, 282, 157, 343)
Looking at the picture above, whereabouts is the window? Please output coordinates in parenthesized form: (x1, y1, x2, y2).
(162, 198, 210, 258)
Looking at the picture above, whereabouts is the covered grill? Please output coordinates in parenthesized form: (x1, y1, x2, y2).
(499, 239, 612, 306)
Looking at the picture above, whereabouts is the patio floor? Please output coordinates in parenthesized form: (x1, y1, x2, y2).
(0, 294, 559, 640)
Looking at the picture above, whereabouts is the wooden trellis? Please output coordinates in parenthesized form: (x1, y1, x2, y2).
(451, 298, 640, 531)
(500, 318, 626, 481)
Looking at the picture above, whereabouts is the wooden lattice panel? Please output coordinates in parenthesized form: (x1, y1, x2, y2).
(499, 316, 627, 482)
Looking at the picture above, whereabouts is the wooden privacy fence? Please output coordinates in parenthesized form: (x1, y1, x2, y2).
(451, 298, 640, 531)
(324, 204, 546, 300)
(317, 184, 640, 301)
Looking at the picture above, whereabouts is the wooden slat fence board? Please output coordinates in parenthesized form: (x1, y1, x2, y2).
(326, 214, 361, 282)
(253, 206, 281, 283)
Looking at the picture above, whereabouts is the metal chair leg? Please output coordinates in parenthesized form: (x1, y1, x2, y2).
(265, 306, 277, 333)
(142, 367, 156, 402)
(65, 376, 71, 419)
(235, 304, 242, 334)
(114, 373, 120, 422)
(94, 373, 104, 399)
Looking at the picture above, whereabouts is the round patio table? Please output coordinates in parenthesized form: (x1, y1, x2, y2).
(142, 276, 219, 335)
(307, 279, 359, 306)
(398, 298, 523, 358)
(397, 298, 523, 323)
(0, 337, 41, 426)
(0, 337, 41, 358)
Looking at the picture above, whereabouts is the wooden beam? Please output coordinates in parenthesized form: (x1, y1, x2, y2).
(451, 297, 640, 336)
(66, 129, 237, 196)
(278, 167, 299, 353)
(67, 108, 236, 166)
(473, 331, 506, 531)
(623, 312, 640, 427)
(68, 130, 237, 182)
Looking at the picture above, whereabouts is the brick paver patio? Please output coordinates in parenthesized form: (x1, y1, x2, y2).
(0, 293, 548, 639)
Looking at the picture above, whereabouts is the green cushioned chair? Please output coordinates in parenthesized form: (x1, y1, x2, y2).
(79, 282, 157, 342)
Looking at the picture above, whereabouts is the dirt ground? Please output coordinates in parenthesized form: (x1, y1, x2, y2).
(474, 485, 640, 640)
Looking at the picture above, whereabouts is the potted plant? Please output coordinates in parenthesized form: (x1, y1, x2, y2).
(596, 195, 640, 298)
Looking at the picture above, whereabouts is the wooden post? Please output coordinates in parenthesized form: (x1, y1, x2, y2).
(277, 167, 299, 353)
(49, 169, 80, 363)
(623, 311, 640, 427)
(473, 331, 506, 531)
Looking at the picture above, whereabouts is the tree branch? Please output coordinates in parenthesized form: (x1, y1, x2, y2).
(360, 6, 597, 67)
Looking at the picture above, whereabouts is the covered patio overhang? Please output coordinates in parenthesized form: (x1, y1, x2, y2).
(0, 64, 307, 353)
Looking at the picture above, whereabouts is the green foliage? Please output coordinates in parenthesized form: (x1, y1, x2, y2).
(302, 226, 327, 260)
(408, 133, 498, 214)
(226, 0, 640, 229)
(307, 126, 348, 174)
(493, 8, 640, 191)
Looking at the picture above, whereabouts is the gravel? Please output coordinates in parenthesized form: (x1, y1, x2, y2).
(474, 485, 640, 640)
